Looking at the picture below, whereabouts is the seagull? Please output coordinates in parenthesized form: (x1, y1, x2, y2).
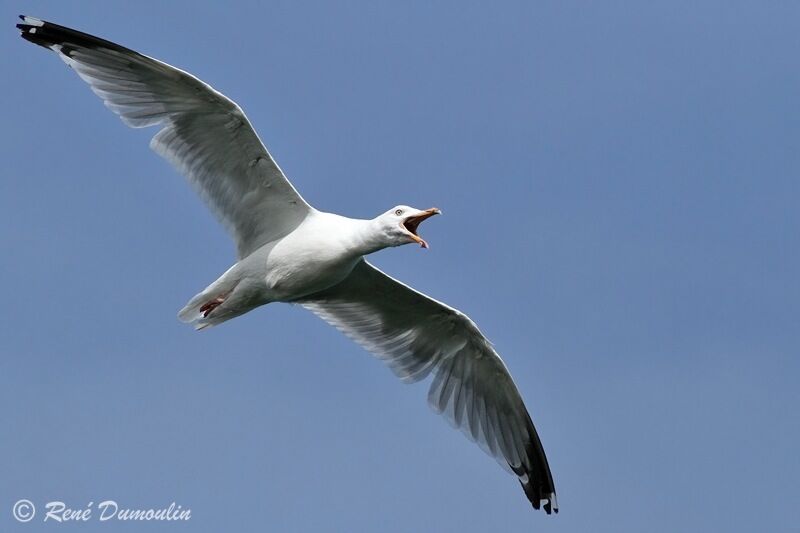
(17, 15, 558, 513)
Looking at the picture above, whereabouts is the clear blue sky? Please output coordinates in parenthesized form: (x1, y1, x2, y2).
(1, 1, 798, 531)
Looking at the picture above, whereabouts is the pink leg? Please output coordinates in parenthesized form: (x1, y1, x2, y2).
(199, 297, 225, 317)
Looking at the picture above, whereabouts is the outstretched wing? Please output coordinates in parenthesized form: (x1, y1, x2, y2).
(17, 15, 312, 258)
(301, 260, 558, 513)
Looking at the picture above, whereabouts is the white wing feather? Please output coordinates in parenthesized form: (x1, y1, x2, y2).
(301, 260, 557, 513)
(18, 16, 311, 258)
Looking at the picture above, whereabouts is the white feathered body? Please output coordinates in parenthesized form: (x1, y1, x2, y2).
(261, 211, 367, 299)
(179, 211, 372, 327)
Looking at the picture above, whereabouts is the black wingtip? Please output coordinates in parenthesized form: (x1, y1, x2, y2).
(537, 494, 558, 515)
(16, 15, 142, 59)
(509, 415, 558, 515)
(16, 15, 46, 47)
(518, 474, 558, 515)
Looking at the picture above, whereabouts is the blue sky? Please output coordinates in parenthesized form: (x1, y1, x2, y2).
(1, 1, 798, 531)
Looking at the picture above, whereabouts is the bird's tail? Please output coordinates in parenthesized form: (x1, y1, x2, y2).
(178, 266, 242, 330)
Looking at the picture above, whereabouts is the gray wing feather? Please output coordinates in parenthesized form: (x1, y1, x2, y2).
(18, 16, 311, 258)
(301, 260, 558, 513)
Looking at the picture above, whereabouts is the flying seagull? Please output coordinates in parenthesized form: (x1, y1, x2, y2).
(17, 15, 557, 513)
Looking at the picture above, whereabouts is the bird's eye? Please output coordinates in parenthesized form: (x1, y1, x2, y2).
(395, 209, 404, 216)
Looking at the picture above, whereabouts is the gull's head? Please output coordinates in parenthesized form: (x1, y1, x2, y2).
(377, 205, 441, 249)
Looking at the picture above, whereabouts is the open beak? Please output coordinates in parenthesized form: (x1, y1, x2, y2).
(402, 207, 441, 248)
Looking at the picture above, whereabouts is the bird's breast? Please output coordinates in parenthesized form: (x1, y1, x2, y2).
(262, 233, 359, 301)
